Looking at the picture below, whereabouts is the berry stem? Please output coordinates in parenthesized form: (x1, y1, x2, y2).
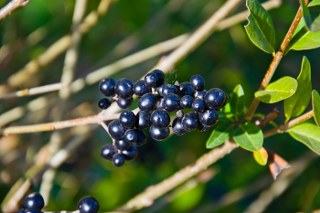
(0, 0, 29, 20)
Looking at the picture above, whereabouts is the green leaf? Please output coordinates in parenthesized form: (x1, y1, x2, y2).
(230, 84, 245, 119)
(255, 77, 297, 103)
(290, 29, 320, 50)
(233, 122, 263, 152)
(206, 122, 232, 149)
(284, 56, 312, 122)
(311, 15, 320, 32)
(312, 90, 320, 126)
(244, 0, 276, 54)
(172, 184, 204, 212)
(253, 147, 268, 166)
(300, 0, 312, 29)
(287, 123, 320, 155)
(308, 0, 320, 7)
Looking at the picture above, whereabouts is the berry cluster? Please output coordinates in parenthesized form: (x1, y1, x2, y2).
(17, 193, 99, 213)
(98, 69, 227, 167)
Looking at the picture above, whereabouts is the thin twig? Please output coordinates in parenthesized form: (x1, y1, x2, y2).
(0, 0, 29, 20)
(0, 83, 66, 99)
(245, 4, 305, 121)
(59, 0, 87, 99)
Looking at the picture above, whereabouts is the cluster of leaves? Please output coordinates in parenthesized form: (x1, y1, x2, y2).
(206, 0, 320, 166)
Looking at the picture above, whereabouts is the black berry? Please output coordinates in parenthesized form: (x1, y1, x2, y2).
(163, 84, 179, 96)
(77, 196, 100, 213)
(115, 78, 134, 98)
(190, 74, 205, 91)
(192, 98, 206, 112)
(100, 144, 116, 160)
(144, 69, 165, 87)
(179, 82, 195, 96)
(119, 111, 136, 129)
(135, 130, 147, 146)
(124, 129, 138, 143)
(117, 97, 132, 109)
(150, 125, 170, 141)
(112, 153, 126, 167)
(134, 80, 151, 96)
(199, 109, 218, 126)
(163, 93, 180, 112)
(180, 95, 193, 108)
(150, 109, 170, 128)
(115, 139, 131, 151)
(99, 78, 116, 96)
(138, 93, 157, 111)
(136, 111, 151, 129)
(23, 192, 44, 210)
(204, 88, 227, 109)
(98, 98, 111, 109)
(108, 120, 125, 140)
(182, 112, 199, 131)
(195, 90, 207, 100)
(172, 117, 186, 136)
(122, 145, 138, 160)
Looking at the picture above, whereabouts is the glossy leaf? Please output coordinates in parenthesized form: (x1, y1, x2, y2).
(284, 56, 312, 122)
(255, 77, 297, 103)
(308, 0, 320, 7)
(233, 122, 263, 152)
(206, 122, 232, 149)
(244, 0, 276, 53)
(230, 84, 245, 118)
(311, 15, 320, 32)
(300, 0, 312, 29)
(253, 147, 268, 166)
(312, 90, 320, 126)
(290, 30, 320, 50)
(287, 123, 320, 155)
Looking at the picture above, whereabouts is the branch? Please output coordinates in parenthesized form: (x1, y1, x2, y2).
(245, 3, 305, 121)
(0, 0, 29, 20)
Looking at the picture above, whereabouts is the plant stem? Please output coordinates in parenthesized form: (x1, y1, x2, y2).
(245, 5, 304, 121)
(0, 0, 29, 20)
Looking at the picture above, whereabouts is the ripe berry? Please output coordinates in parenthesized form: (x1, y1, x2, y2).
(144, 69, 165, 87)
(119, 111, 136, 129)
(179, 82, 195, 96)
(150, 125, 170, 141)
(182, 112, 199, 131)
(112, 153, 126, 167)
(190, 74, 205, 91)
(122, 145, 138, 160)
(115, 78, 134, 98)
(195, 90, 207, 100)
(98, 98, 111, 109)
(180, 95, 193, 108)
(135, 130, 147, 146)
(204, 88, 227, 109)
(136, 111, 151, 129)
(99, 78, 116, 96)
(23, 193, 44, 210)
(192, 98, 206, 112)
(163, 84, 179, 96)
(100, 144, 116, 160)
(77, 196, 100, 213)
(115, 139, 131, 151)
(151, 109, 170, 128)
(108, 120, 125, 140)
(24, 209, 42, 213)
(163, 93, 180, 112)
(134, 80, 151, 96)
(199, 109, 218, 126)
(172, 117, 186, 136)
(117, 97, 132, 109)
(124, 129, 138, 143)
(197, 123, 210, 132)
(157, 84, 165, 96)
(138, 93, 157, 111)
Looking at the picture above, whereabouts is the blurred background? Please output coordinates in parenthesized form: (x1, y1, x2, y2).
(0, 0, 320, 212)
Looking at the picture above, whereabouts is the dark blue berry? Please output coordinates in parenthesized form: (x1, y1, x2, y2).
(135, 130, 147, 146)
(108, 120, 125, 140)
(115, 139, 131, 151)
(192, 98, 206, 112)
(115, 78, 134, 98)
(156, 98, 165, 109)
(179, 82, 195, 96)
(134, 80, 151, 96)
(163, 84, 179, 96)
(23, 192, 44, 210)
(24, 209, 42, 213)
(136, 111, 151, 129)
(117, 97, 132, 109)
(150, 125, 170, 141)
(77, 196, 99, 213)
(138, 93, 157, 111)
(172, 117, 186, 136)
(122, 145, 138, 160)
(124, 129, 138, 143)
(112, 153, 126, 167)
(98, 98, 111, 109)
(195, 90, 207, 100)
(144, 69, 165, 87)
(204, 88, 227, 109)
(119, 111, 136, 129)
(163, 93, 180, 112)
(100, 144, 116, 160)
(197, 123, 210, 132)
(156, 84, 166, 96)
(182, 112, 199, 131)
(150, 109, 170, 128)
(99, 78, 116, 96)
(198, 109, 218, 126)
(180, 95, 193, 108)
(190, 74, 205, 91)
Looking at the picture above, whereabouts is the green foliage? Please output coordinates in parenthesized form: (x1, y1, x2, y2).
(233, 122, 263, 152)
(253, 147, 268, 166)
(284, 56, 312, 122)
(308, 0, 320, 7)
(287, 123, 320, 155)
(255, 76, 297, 103)
(244, 0, 276, 54)
(312, 90, 320, 126)
(300, 0, 312, 30)
(206, 121, 232, 149)
(171, 184, 204, 212)
(230, 84, 246, 119)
